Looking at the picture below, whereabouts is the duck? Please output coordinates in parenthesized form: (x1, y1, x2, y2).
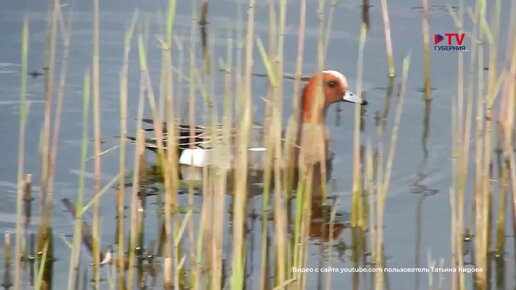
(136, 70, 367, 172)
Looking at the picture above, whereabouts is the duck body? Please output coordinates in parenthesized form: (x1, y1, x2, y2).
(134, 70, 366, 174)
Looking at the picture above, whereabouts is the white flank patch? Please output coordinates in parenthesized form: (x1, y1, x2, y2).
(180, 147, 266, 166)
(248, 147, 266, 152)
(323, 70, 348, 88)
(100, 250, 112, 265)
(179, 148, 208, 167)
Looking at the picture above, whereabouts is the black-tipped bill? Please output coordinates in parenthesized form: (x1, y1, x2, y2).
(342, 91, 367, 105)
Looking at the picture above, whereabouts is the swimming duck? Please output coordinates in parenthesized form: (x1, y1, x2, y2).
(137, 70, 366, 170)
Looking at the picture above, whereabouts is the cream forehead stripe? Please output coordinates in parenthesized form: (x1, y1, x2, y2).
(322, 70, 348, 88)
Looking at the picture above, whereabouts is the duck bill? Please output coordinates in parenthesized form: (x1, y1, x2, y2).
(342, 90, 367, 105)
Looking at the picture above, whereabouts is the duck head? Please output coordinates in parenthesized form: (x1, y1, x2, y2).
(301, 70, 367, 123)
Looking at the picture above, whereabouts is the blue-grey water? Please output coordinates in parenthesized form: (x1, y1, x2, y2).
(0, 0, 514, 290)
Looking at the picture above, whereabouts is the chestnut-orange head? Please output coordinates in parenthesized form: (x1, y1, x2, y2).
(301, 70, 367, 123)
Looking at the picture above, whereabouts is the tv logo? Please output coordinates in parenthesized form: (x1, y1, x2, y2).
(434, 33, 467, 51)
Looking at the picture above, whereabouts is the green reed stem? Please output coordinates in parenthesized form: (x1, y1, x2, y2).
(66, 71, 90, 290)
(422, 0, 431, 100)
(116, 10, 137, 288)
(375, 55, 410, 290)
(14, 15, 30, 290)
(91, 0, 102, 287)
(231, 0, 255, 288)
(351, 23, 367, 228)
(379, 0, 395, 77)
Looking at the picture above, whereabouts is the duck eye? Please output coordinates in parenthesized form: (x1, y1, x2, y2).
(327, 80, 337, 88)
